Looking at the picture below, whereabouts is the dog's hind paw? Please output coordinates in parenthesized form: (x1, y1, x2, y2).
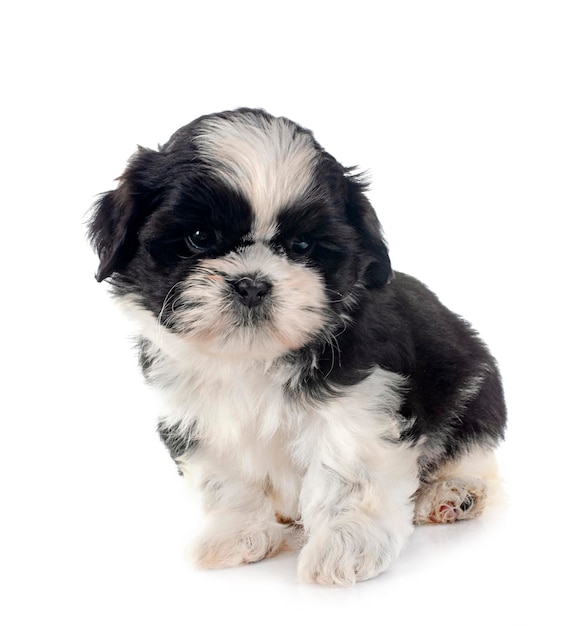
(413, 478, 488, 525)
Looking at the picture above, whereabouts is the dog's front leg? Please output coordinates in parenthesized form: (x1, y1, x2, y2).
(183, 452, 291, 569)
(297, 433, 419, 585)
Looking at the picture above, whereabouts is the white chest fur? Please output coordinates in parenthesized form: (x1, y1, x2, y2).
(121, 296, 409, 523)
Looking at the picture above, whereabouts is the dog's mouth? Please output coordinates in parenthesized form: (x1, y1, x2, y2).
(160, 278, 280, 352)
(163, 286, 275, 332)
(163, 287, 323, 359)
(232, 301, 274, 327)
(156, 253, 329, 358)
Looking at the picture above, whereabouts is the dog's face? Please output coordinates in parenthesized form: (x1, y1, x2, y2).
(90, 109, 391, 359)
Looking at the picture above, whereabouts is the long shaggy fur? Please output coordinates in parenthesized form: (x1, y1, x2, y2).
(89, 108, 507, 585)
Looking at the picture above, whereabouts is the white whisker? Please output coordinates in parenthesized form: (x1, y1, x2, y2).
(156, 281, 186, 343)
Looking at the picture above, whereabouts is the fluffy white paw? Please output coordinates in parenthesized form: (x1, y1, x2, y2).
(297, 524, 401, 585)
(192, 519, 287, 569)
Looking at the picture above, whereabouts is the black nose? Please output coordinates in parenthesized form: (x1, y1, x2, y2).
(233, 277, 272, 308)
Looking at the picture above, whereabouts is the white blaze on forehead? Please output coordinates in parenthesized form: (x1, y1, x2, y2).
(194, 114, 319, 238)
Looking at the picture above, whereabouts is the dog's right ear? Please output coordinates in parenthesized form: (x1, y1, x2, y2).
(88, 147, 166, 282)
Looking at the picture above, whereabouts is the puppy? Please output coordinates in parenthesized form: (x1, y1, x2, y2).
(89, 108, 507, 585)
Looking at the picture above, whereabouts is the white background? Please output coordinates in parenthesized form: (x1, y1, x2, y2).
(2, 1, 580, 624)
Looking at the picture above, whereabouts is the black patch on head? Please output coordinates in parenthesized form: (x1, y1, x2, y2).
(89, 131, 255, 322)
(273, 150, 392, 312)
(275, 198, 358, 305)
(140, 179, 253, 267)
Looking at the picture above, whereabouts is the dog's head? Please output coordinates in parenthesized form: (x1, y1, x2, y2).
(89, 108, 391, 359)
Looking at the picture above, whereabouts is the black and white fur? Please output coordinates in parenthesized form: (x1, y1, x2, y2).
(89, 108, 507, 585)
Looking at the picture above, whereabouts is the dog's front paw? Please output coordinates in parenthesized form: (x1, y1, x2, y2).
(297, 524, 402, 585)
(191, 519, 287, 569)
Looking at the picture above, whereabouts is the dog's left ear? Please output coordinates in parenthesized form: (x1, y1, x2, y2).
(345, 174, 392, 288)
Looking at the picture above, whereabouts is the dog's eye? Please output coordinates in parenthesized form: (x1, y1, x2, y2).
(185, 229, 216, 253)
(289, 236, 313, 255)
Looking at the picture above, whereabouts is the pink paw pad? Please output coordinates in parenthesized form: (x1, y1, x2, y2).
(429, 494, 474, 523)
(439, 502, 459, 521)
(429, 502, 459, 523)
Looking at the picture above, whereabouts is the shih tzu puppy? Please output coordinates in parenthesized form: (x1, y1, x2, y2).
(89, 108, 506, 585)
